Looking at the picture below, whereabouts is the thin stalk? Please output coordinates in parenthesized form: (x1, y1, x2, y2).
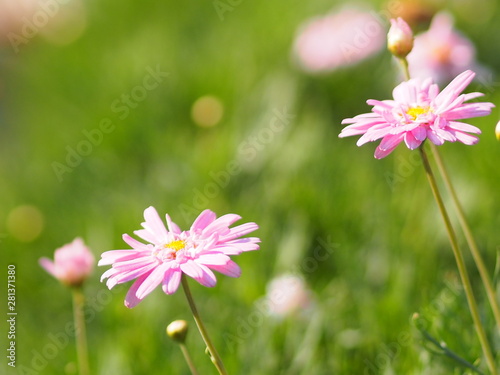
(179, 343, 200, 375)
(72, 287, 90, 375)
(398, 57, 411, 81)
(430, 143, 500, 332)
(419, 145, 497, 374)
(181, 275, 228, 375)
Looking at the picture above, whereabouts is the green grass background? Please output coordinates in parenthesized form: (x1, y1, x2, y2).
(1, 0, 500, 373)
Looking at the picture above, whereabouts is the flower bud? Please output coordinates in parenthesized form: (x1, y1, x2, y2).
(387, 17, 414, 58)
(496, 120, 500, 141)
(39, 238, 94, 287)
(166, 320, 188, 343)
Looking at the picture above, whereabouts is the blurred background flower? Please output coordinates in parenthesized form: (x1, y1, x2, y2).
(407, 12, 488, 83)
(264, 273, 313, 317)
(292, 5, 385, 73)
(39, 237, 95, 287)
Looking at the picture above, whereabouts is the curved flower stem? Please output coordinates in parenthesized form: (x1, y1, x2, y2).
(181, 275, 228, 375)
(419, 145, 497, 374)
(430, 143, 500, 332)
(398, 57, 411, 81)
(179, 343, 200, 375)
(72, 287, 90, 375)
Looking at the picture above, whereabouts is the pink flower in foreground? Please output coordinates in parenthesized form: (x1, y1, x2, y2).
(99, 207, 260, 308)
(339, 70, 494, 158)
(407, 12, 481, 83)
(293, 7, 385, 73)
(39, 238, 95, 287)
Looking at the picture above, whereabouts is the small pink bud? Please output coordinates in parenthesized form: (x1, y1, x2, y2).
(496, 121, 500, 141)
(39, 238, 95, 287)
(387, 17, 414, 58)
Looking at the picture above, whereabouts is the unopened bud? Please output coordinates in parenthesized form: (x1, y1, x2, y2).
(166, 320, 188, 343)
(387, 17, 414, 58)
(495, 120, 500, 141)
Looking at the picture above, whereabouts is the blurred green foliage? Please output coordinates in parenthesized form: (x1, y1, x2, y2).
(1, 0, 500, 374)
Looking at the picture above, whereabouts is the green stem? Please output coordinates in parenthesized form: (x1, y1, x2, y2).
(419, 146, 497, 374)
(181, 275, 228, 375)
(179, 343, 200, 375)
(430, 143, 500, 332)
(398, 57, 411, 81)
(72, 287, 90, 375)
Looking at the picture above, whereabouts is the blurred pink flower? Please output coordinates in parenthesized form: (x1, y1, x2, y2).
(407, 12, 481, 83)
(265, 274, 312, 317)
(339, 70, 494, 158)
(39, 238, 95, 287)
(99, 207, 260, 308)
(293, 7, 385, 73)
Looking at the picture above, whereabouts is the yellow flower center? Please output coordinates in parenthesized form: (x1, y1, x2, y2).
(406, 106, 428, 120)
(164, 240, 186, 251)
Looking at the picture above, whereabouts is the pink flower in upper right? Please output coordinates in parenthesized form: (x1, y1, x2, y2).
(339, 70, 494, 159)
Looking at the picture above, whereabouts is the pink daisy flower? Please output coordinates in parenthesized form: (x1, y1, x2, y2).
(339, 70, 494, 159)
(99, 207, 260, 308)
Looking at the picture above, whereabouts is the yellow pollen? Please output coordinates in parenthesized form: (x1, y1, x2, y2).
(406, 106, 428, 120)
(164, 240, 186, 252)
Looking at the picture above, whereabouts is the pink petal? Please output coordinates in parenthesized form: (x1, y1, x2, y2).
(165, 214, 181, 234)
(447, 121, 481, 134)
(443, 103, 494, 120)
(112, 256, 157, 272)
(122, 234, 152, 251)
(124, 272, 152, 308)
(180, 261, 217, 287)
(218, 222, 259, 242)
(378, 133, 404, 152)
(197, 253, 231, 266)
(135, 263, 170, 299)
(133, 229, 158, 244)
(98, 249, 149, 266)
(426, 129, 445, 145)
(218, 238, 261, 254)
(108, 262, 158, 286)
(208, 260, 241, 278)
(454, 131, 479, 145)
(412, 126, 427, 141)
(162, 269, 182, 294)
(356, 125, 391, 146)
(39, 258, 57, 278)
(434, 70, 475, 111)
(201, 214, 241, 237)
(142, 206, 168, 243)
(404, 131, 423, 150)
(191, 210, 216, 232)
